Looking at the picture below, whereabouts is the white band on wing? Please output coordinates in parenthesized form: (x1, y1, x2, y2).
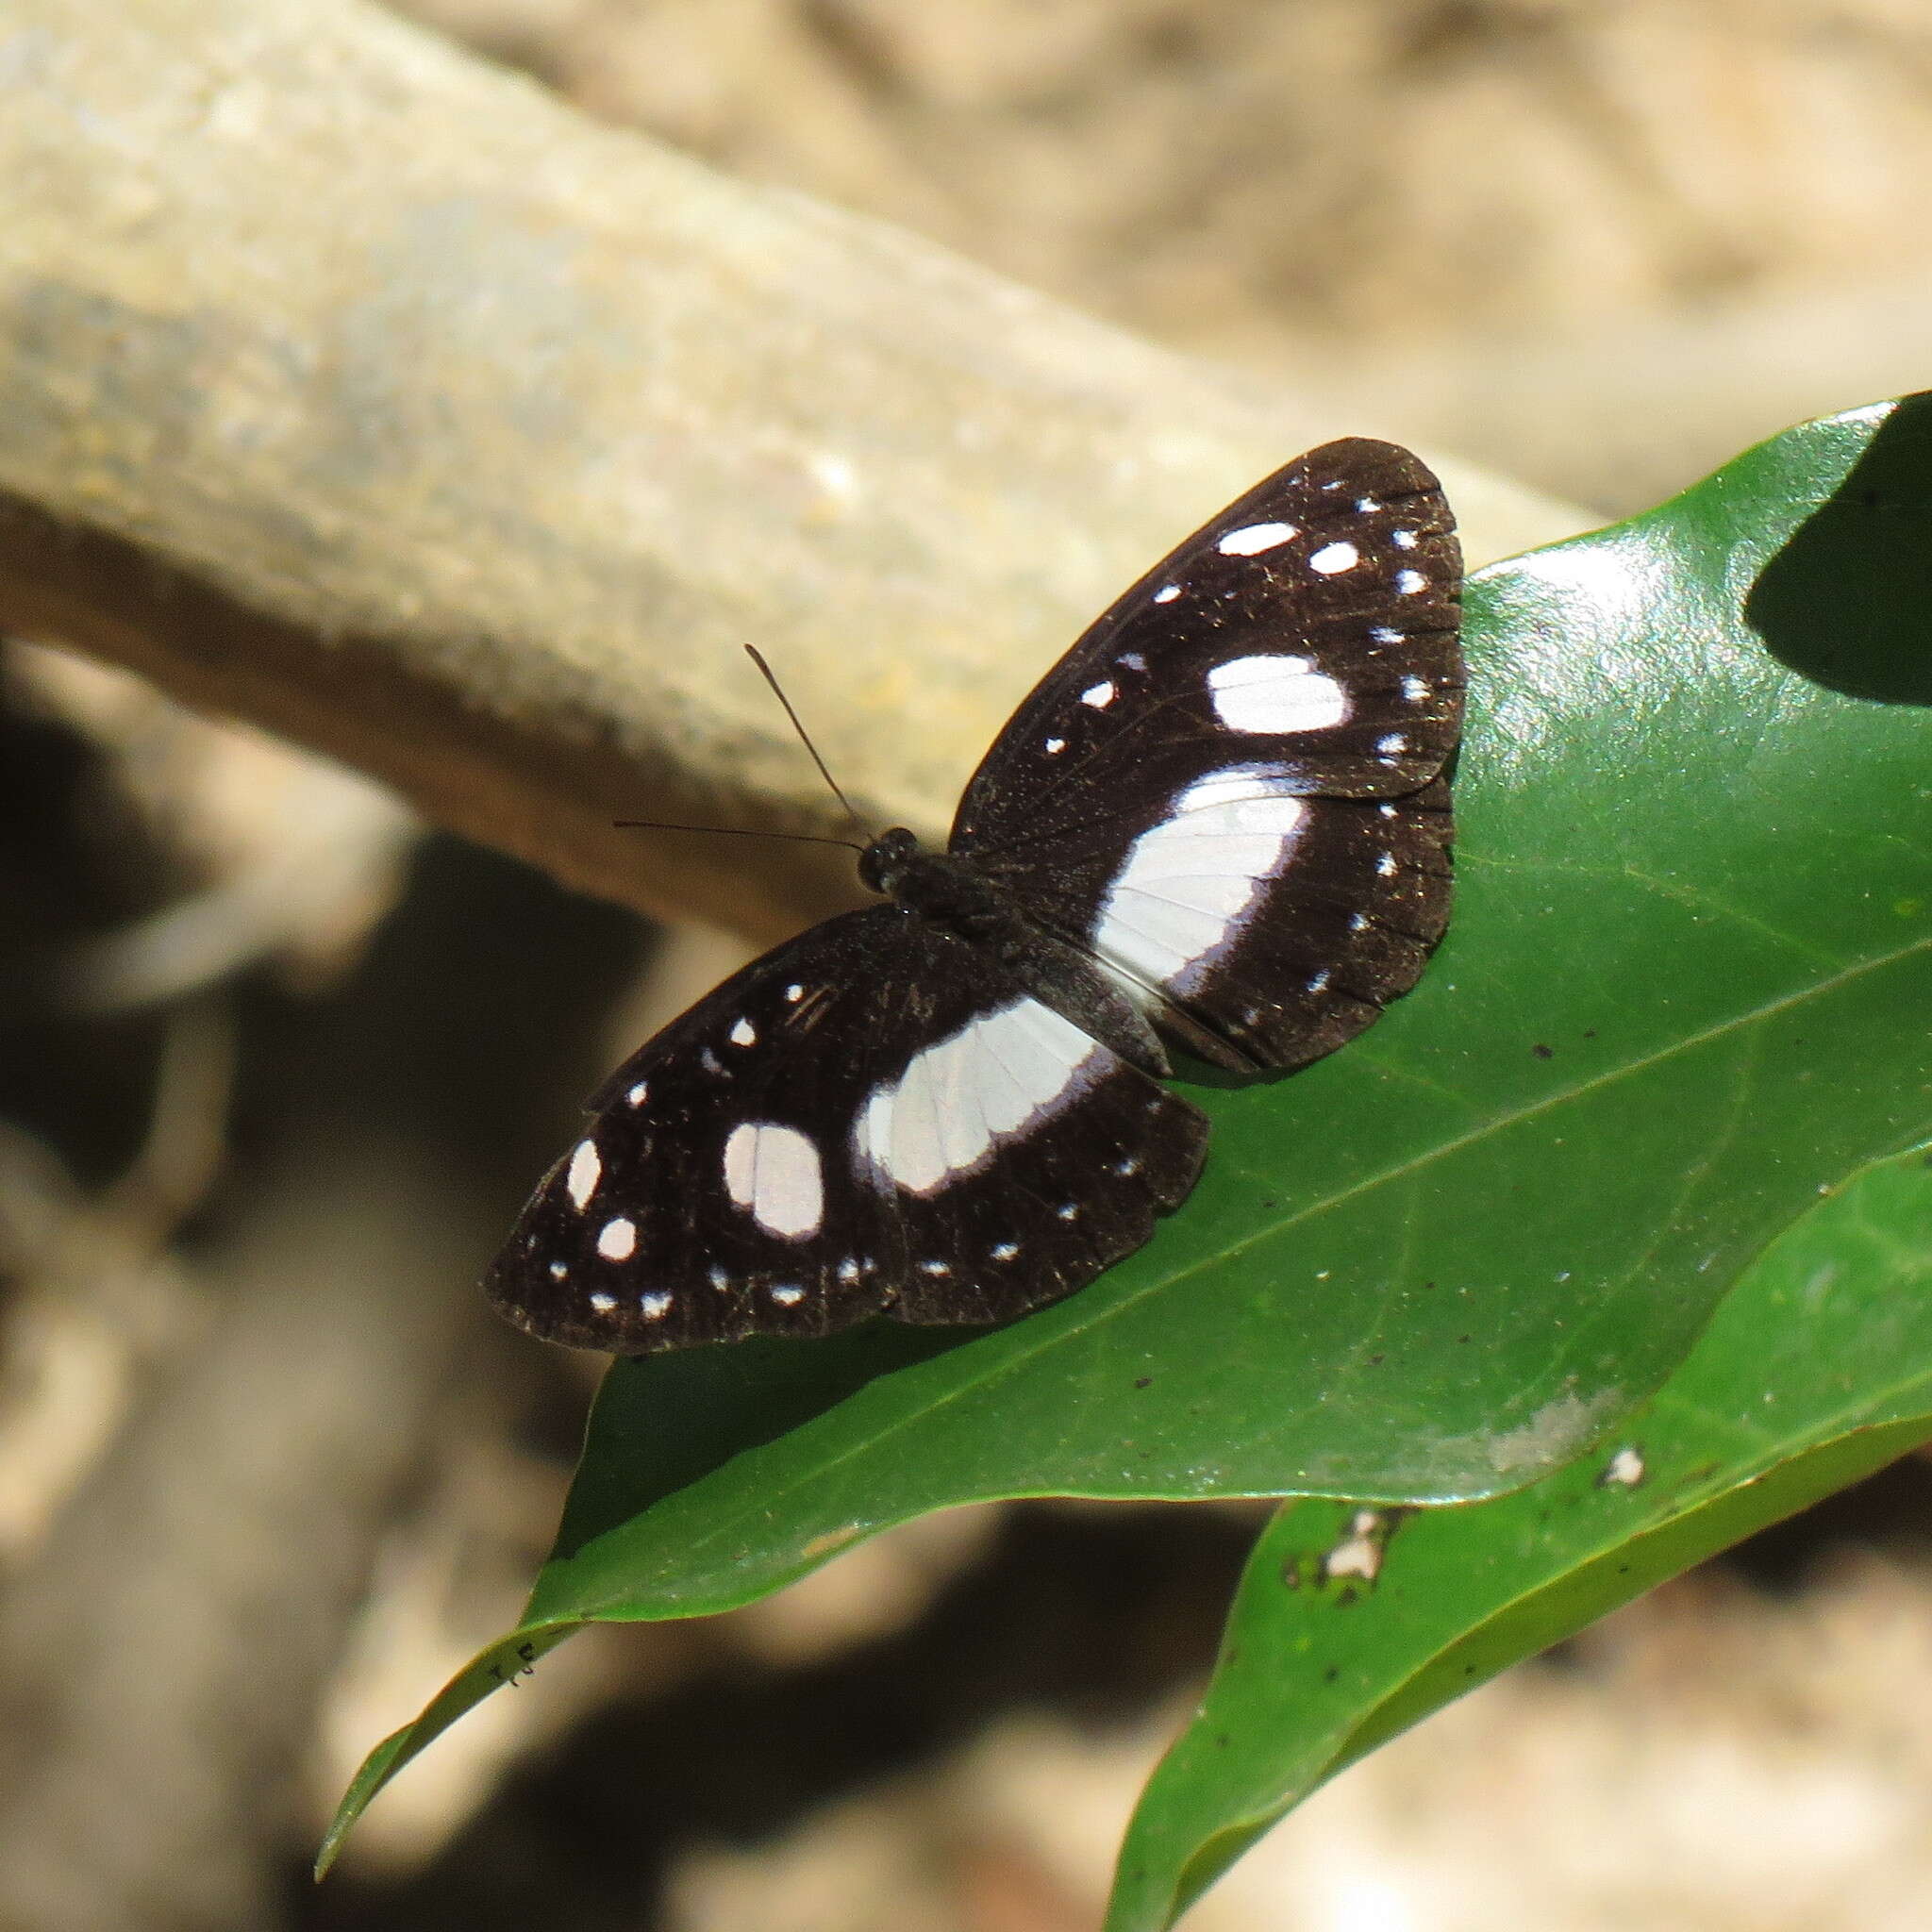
(854, 998, 1103, 1197)
(1093, 767, 1307, 997)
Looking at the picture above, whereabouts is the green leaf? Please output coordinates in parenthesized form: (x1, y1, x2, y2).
(325, 396, 1932, 1861)
(316, 1624, 581, 1877)
(1108, 1142, 1932, 1932)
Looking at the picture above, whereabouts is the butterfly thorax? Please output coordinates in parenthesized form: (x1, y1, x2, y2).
(858, 826, 1172, 1077)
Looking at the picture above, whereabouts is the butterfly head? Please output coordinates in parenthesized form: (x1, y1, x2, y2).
(858, 825, 923, 896)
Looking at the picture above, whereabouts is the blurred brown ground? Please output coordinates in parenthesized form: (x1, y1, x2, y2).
(5, 5, 1932, 1929)
(408, 0, 1932, 519)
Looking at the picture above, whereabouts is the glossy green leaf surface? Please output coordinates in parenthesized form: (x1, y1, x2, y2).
(325, 398, 1932, 1860)
(1108, 1143, 1932, 1932)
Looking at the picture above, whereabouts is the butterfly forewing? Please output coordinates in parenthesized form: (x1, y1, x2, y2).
(949, 438, 1461, 1072)
(488, 907, 1208, 1353)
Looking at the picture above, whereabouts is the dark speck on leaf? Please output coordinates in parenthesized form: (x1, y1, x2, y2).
(1336, 1586, 1358, 1607)
(1457, 1334, 1472, 1344)
(1133, 1375, 1152, 1390)
(1368, 1353, 1384, 1367)
(1532, 1041, 1554, 1059)
(1583, 1027, 1597, 1039)
(1214, 1734, 1229, 1748)
(1324, 1664, 1340, 1684)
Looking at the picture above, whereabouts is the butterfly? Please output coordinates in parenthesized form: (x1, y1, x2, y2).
(488, 439, 1463, 1353)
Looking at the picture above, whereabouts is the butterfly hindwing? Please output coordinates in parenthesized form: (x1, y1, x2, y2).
(853, 980, 1208, 1325)
(949, 439, 1462, 1072)
(487, 907, 1208, 1353)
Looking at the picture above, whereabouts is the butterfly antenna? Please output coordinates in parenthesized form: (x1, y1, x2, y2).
(743, 644, 870, 840)
(613, 820, 865, 854)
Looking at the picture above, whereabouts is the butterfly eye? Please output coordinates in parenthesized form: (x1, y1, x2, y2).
(858, 825, 921, 894)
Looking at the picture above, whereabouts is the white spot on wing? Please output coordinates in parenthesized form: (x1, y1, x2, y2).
(1208, 655, 1348, 733)
(1393, 528, 1419, 548)
(1217, 521, 1296, 556)
(729, 1018, 757, 1047)
(626, 1081, 649, 1107)
(1044, 737, 1065, 754)
(1092, 767, 1307, 995)
(770, 1284, 805, 1307)
(589, 1291, 617, 1313)
(1081, 680, 1115, 708)
(853, 998, 1103, 1197)
(784, 984, 805, 1002)
(723, 1121, 824, 1239)
(1152, 583, 1181, 604)
(566, 1140, 601, 1210)
(640, 1291, 672, 1319)
(1308, 540, 1359, 574)
(1396, 569, 1427, 594)
(597, 1217, 637, 1260)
